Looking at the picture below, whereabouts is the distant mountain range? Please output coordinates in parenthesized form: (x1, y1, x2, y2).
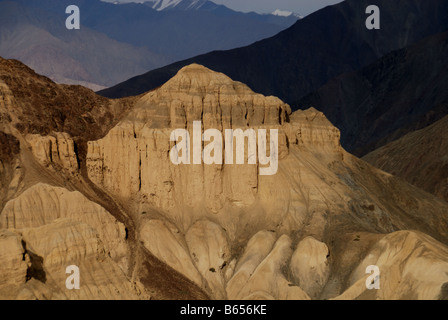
(142, 0, 221, 11)
(108, 0, 303, 18)
(0, 0, 169, 91)
(0, 0, 297, 89)
(105, 0, 215, 11)
(2, 0, 448, 302)
(99, 0, 448, 155)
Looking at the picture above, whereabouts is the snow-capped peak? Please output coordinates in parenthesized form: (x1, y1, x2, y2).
(145, 0, 181, 11)
(271, 9, 293, 17)
(145, 0, 207, 11)
(271, 9, 302, 18)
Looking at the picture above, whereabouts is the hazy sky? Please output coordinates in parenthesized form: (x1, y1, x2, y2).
(212, 0, 343, 16)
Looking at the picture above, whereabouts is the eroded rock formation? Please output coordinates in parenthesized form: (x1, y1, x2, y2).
(1, 60, 448, 300)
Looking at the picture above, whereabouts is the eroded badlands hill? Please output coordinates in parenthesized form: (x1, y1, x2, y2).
(364, 115, 448, 203)
(1, 59, 448, 300)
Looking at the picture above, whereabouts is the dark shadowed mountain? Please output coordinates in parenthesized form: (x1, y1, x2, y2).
(298, 31, 448, 155)
(363, 112, 448, 203)
(99, 0, 448, 108)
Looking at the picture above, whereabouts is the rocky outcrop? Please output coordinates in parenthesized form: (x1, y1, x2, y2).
(229, 234, 310, 300)
(0, 57, 134, 142)
(290, 237, 330, 299)
(140, 222, 315, 300)
(0, 130, 22, 208)
(19, 219, 145, 300)
(84, 64, 448, 300)
(0, 230, 28, 289)
(0, 219, 146, 300)
(0, 183, 141, 299)
(87, 64, 345, 232)
(226, 230, 277, 299)
(0, 184, 147, 299)
(185, 220, 231, 299)
(26, 133, 79, 174)
(140, 219, 203, 288)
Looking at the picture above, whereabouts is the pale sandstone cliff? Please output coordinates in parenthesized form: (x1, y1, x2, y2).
(1, 183, 128, 266)
(25, 133, 79, 174)
(1, 61, 448, 300)
(334, 231, 448, 300)
(0, 184, 144, 300)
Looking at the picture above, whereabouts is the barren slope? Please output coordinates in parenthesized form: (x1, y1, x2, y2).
(364, 115, 448, 203)
(89, 64, 448, 299)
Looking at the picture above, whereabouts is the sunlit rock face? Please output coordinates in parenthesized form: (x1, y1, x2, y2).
(1, 59, 448, 300)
